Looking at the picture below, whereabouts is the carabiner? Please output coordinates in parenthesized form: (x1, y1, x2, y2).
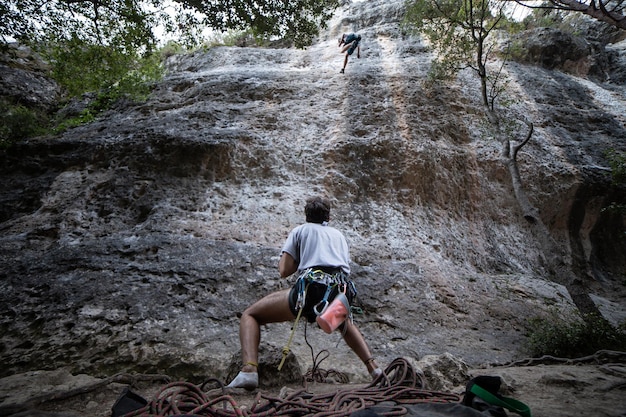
(313, 300, 329, 315)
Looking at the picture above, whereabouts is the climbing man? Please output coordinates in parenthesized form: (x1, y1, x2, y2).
(227, 196, 381, 390)
(338, 33, 361, 74)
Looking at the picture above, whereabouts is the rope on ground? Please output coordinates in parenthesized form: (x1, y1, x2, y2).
(500, 350, 626, 367)
(302, 324, 349, 384)
(120, 358, 460, 417)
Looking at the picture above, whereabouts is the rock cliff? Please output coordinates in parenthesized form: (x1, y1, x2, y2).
(1, 0, 625, 389)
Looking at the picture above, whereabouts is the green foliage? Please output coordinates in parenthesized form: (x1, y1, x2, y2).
(518, 6, 590, 34)
(41, 36, 163, 100)
(602, 149, 626, 214)
(52, 109, 96, 135)
(48, 46, 164, 134)
(159, 41, 187, 59)
(606, 149, 626, 186)
(404, 0, 512, 109)
(179, 0, 340, 48)
(1, 40, 165, 141)
(507, 38, 528, 62)
(497, 16, 526, 34)
(521, 7, 566, 29)
(2, 0, 160, 51)
(404, 0, 477, 67)
(0, 0, 168, 138)
(0, 102, 47, 147)
(201, 29, 267, 48)
(525, 312, 626, 358)
(2, 0, 339, 51)
(26, 37, 163, 135)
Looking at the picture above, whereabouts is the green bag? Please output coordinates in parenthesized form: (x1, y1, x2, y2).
(463, 376, 531, 417)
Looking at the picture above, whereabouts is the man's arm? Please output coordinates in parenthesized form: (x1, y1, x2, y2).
(278, 252, 298, 278)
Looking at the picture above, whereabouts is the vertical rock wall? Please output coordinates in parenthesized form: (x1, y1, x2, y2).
(0, 0, 624, 381)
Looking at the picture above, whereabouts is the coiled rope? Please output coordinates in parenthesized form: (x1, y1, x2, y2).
(120, 358, 460, 417)
(301, 323, 350, 385)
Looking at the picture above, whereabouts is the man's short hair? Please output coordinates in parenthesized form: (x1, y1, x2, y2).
(305, 197, 331, 223)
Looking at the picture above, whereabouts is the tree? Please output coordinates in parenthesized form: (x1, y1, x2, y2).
(510, 0, 626, 29)
(504, 118, 608, 320)
(177, 0, 341, 48)
(404, 0, 508, 110)
(1, 0, 166, 98)
(405, 0, 611, 321)
(0, 0, 163, 51)
(0, 0, 340, 50)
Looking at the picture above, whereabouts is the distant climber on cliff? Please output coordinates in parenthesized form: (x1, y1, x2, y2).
(338, 33, 361, 74)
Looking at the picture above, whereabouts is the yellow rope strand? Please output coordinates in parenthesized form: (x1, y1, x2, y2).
(278, 284, 308, 371)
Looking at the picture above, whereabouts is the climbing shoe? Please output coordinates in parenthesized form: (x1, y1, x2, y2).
(340, 68, 345, 74)
(226, 371, 258, 390)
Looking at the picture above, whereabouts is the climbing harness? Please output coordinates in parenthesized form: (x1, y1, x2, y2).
(278, 268, 357, 371)
(298, 268, 356, 318)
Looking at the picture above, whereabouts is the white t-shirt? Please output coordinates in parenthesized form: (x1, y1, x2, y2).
(281, 222, 351, 275)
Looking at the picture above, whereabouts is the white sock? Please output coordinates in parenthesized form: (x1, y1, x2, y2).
(370, 368, 383, 379)
(226, 371, 258, 390)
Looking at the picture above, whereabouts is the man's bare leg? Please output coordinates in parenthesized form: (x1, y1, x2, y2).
(341, 54, 349, 73)
(239, 289, 293, 368)
(340, 320, 380, 375)
(340, 41, 354, 73)
(228, 289, 294, 389)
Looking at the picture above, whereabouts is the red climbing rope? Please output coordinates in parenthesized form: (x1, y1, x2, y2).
(120, 358, 461, 417)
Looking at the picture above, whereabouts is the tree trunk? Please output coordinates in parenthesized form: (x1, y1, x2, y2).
(500, 119, 603, 319)
(552, 0, 626, 29)
(476, 41, 489, 108)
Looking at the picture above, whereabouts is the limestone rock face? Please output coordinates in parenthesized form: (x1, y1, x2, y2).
(512, 25, 626, 81)
(0, 0, 625, 388)
(0, 44, 61, 111)
(518, 27, 591, 69)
